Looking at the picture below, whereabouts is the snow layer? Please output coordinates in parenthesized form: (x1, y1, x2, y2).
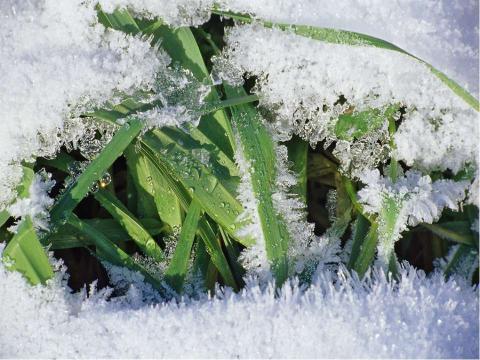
(98, 0, 216, 27)
(0, 252, 478, 358)
(0, 0, 164, 210)
(222, 0, 479, 95)
(216, 24, 479, 177)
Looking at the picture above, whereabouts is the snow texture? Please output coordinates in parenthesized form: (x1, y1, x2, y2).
(216, 24, 478, 178)
(222, 0, 479, 95)
(0, 249, 478, 358)
(358, 170, 469, 268)
(0, 0, 165, 210)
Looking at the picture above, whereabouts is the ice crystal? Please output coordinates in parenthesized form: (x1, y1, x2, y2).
(216, 24, 478, 177)
(0, 247, 477, 358)
(358, 170, 469, 268)
(7, 170, 55, 233)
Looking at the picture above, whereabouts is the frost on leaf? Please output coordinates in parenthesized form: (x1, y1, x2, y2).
(216, 24, 478, 179)
(358, 170, 469, 269)
(0, 0, 165, 210)
(7, 170, 55, 234)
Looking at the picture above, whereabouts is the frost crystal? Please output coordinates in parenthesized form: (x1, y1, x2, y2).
(0, 0, 164, 210)
(7, 170, 55, 233)
(216, 24, 478, 177)
(0, 248, 478, 358)
(358, 170, 469, 268)
(234, 137, 271, 282)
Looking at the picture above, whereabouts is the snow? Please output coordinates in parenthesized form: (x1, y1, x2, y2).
(7, 170, 55, 233)
(358, 170, 469, 268)
(0, 1, 478, 358)
(0, 0, 165, 210)
(216, 24, 478, 178)
(0, 249, 478, 358)
(222, 0, 479, 96)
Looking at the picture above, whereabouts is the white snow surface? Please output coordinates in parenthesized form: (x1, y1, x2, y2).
(217, 24, 479, 176)
(222, 0, 479, 96)
(0, 251, 478, 358)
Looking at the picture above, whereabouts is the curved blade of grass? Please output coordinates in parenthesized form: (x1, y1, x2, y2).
(422, 222, 477, 247)
(164, 200, 202, 292)
(48, 119, 143, 234)
(138, 143, 238, 290)
(97, 7, 141, 35)
(212, 9, 478, 110)
(2, 217, 53, 285)
(49, 218, 165, 250)
(94, 189, 164, 261)
(67, 214, 162, 291)
(225, 85, 292, 285)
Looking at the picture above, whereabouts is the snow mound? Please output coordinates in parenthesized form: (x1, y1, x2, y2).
(216, 24, 478, 177)
(222, 0, 479, 95)
(0, 253, 478, 358)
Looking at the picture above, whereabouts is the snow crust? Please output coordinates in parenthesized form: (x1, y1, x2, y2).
(0, 251, 478, 358)
(222, 0, 479, 95)
(216, 24, 478, 178)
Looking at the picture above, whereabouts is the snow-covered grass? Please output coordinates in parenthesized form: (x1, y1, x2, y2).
(0, 1, 478, 358)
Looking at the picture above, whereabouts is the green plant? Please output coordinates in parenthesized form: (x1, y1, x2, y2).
(1, 6, 478, 294)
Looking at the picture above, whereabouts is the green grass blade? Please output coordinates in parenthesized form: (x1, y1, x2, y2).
(124, 145, 161, 219)
(347, 214, 371, 269)
(67, 214, 163, 291)
(139, 143, 238, 290)
(197, 217, 238, 290)
(144, 155, 183, 229)
(94, 189, 164, 261)
(2, 217, 54, 285)
(97, 7, 141, 34)
(286, 136, 308, 201)
(352, 222, 379, 277)
(49, 218, 165, 249)
(422, 222, 477, 247)
(225, 85, 292, 285)
(212, 9, 479, 111)
(141, 130, 250, 246)
(48, 119, 143, 232)
(164, 200, 202, 292)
